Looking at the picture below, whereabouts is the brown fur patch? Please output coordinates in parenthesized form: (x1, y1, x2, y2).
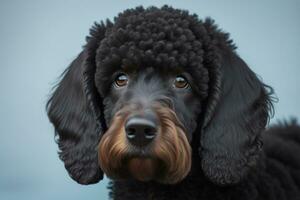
(128, 158, 158, 181)
(98, 105, 192, 184)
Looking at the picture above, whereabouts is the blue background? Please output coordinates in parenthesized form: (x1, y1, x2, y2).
(0, 0, 299, 199)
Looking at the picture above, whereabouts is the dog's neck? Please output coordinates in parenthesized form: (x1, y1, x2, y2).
(108, 157, 207, 199)
(107, 154, 292, 200)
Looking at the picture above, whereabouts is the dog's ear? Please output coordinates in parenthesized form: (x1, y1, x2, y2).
(200, 49, 273, 185)
(46, 23, 108, 185)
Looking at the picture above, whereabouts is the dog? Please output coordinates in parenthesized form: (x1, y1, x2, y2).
(46, 6, 300, 199)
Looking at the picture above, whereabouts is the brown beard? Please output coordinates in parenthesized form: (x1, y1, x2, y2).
(98, 105, 191, 184)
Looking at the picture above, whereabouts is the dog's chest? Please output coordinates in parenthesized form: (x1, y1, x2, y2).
(109, 180, 203, 200)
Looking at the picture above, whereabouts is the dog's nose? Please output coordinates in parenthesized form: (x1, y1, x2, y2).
(125, 116, 157, 147)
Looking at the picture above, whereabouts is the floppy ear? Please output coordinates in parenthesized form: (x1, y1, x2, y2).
(200, 49, 272, 185)
(46, 23, 107, 184)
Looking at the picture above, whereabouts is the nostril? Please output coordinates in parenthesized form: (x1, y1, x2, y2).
(126, 128, 136, 139)
(144, 127, 156, 139)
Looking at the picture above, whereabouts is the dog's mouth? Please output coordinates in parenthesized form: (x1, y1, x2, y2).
(98, 105, 192, 184)
(127, 157, 161, 182)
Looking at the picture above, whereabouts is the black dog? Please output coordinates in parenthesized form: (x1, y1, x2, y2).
(47, 6, 300, 199)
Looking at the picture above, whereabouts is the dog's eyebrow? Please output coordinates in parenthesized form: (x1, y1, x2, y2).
(121, 64, 137, 72)
(172, 66, 185, 74)
(121, 64, 186, 75)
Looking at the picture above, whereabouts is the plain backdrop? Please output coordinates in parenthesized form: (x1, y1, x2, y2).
(0, 0, 299, 199)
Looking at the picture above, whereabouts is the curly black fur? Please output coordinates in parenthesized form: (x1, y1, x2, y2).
(46, 5, 300, 199)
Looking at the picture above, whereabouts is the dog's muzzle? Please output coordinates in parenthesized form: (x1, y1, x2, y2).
(98, 104, 192, 184)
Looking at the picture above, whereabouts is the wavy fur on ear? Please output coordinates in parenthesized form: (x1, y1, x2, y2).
(200, 49, 273, 185)
(46, 22, 108, 185)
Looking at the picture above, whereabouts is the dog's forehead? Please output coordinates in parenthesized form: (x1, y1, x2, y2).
(121, 64, 185, 76)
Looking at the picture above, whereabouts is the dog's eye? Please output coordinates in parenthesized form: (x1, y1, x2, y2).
(174, 75, 189, 89)
(114, 74, 128, 87)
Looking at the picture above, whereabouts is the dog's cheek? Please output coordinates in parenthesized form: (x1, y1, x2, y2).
(102, 96, 119, 126)
(183, 94, 202, 136)
(173, 101, 199, 141)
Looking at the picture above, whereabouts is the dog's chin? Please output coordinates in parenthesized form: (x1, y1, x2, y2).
(99, 151, 168, 183)
(103, 154, 180, 184)
(127, 157, 160, 182)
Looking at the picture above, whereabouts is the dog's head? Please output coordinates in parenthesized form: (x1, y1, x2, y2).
(47, 6, 273, 186)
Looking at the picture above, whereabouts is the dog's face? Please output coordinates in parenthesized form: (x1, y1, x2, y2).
(98, 66, 202, 183)
(102, 68, 201, 138)
(47, 6, 272, 186)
